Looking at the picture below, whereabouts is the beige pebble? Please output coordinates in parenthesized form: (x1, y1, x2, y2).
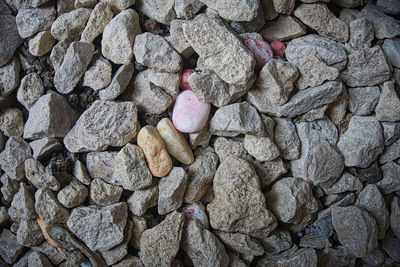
(137, 125, 172, 177)
(157, 118, 194, 165)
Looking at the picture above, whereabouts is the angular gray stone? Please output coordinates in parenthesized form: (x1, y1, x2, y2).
(214, 137, 247, 163)
(208, 156, 277, 238)
(90, 178, 123, 206)
(257, 247, 318, 267)
(375, 80, 400, 122)
(99, 63, 134, 100)
(99, 0, 135, 12)
(25, 158, 60, 191)
(377, 0, 400, 15)
(23, 92, 76, 140)
(265, 177, 319, 232)
(113, 255, 144, 267)
(0, 136, 32, 180)
(244, 135, 280, 161)
(345, 18, 374, 52)
(337, 115, 384, 168)
(348, 86, 380, 116)
(215, 230, 264, 257)
(174, 0, 203, 20)
(260, 15, 306, 43)
(130, 216, 148, 250)
(28, 251, 53, 267)
(382, 38, 400, 69)
(0, 229, 24, 264)
(75, 0, 97, 8)
(0, 206, 9, 225)
(73, 160, 92, 185)
(200, 0, 258, 21)
(67, 202, 128, 251)
(299, 235, 332, 249)
(16, 5, 56, 38)
(139, 211, 184, 267)
(8, 183, 36, 222)
(382, 230, 400, 262)
(0, 108, 24, 137)
(102, 9, 141, 64)
(322, 171, 362, 195)
(380, 138, 400, 164)
(50, 8, 91, 41)
(250, 157, 287, 188)
(80, 2, 113, 43)
(83, 55, 112, 91)
(189, 122, 212, 149)
(17, 72, 45, 110)
(54, 41, 95, 94)
(86, 151, 117, 184)
(259, 229, 292, 255)
(296, 105, 328, 122)
(0, 57, 20, 97)
(376, 162, 400, 194)
(134, 32, 182, 73)
(0, 16, 22, 68)
(165, 19, 195, 58)
(29, 137, 62, 160)
(317, 246, 356, 267)
(16, 220, 44, 247)
(158, 167, 188, 215)
(382, 122, 400, 146)
(272, 0, 295, 14)
(49, 39, 71, 71)
(57, 180, 88, 208)
(390, 197, 400, 239)
(136, 0, 176, 25)
(229, 5, 265, 34)
(339, 8, 359, 24)
(32, 241, 65, 265)
(127, 182, 158, 216)
(331, 205, 378, 257)
(28, 30, 56, 57)
(64, 100, 138, 152)
(35, 189, 69, 224)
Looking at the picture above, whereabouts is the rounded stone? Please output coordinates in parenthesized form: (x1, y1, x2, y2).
(180, 69, 195, 90)
(244, 39, 273, 70)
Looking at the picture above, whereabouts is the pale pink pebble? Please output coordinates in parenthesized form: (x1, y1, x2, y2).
(180, 69, 196, 90)
(172, 90, 211, 133)
(182, 202, 209, 229)
(271, 40, 286, 58)
(244, 39, 273, 70)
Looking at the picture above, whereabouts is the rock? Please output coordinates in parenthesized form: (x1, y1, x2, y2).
(29, 137, 61, 160)
(82, 55, 112, 91)
(28, 251, 53, 267)
(259, 229, 292, 255)
(376, 162, 400, 194)
(99, 63, 134, 100)
(31, 241, 65, 265)
(172, 90, 211, 133)
(165, 20, 194, 58)
(382, 122, 400, 146)
(72, 160, 91, 185)
(296, 105, 328, 122)
(382, 230, 400, 262)
(214, 137, 247, 162)
(134, 32, 182, 73)
(339, 8, 359, 24)
(304, 210, 334, 238)
(49, 39, 71, 71)
(326, 86, 348, 126)
(86, 151, 117, 184)
(251, 157, 287, 188)
(75, 0, 97, 8)
(158, 167, 188, 215)
(113, 144, 152, 191)
(200, 0, 258, 21)
(348, 86, 380, 116)
(137, 125, 172, 178)
(101, 220, 133, 265)
(28, 30, 55, 57)
(182, 202, 209, 228)
(210, 102, 264, 137)
(0, 136, 32, 180)
(64, 100, 138, 152)
(244, 135, 280, 161)
(0, 57, 21, 97)
(130, 216, 148, 250)
(0, 229, 24, 264)
(0, 108, 24, 137)
(337, 115, 384, 168)
(215, 230, 264, 258)
(174, 0, 203, 20)
(16, 73, 44, 110)
(270, 40, 286, 57)
(50, 8, 91, 40)
(35, 189, 69, 224)
(127, 182, 158, 216)
(8, 182, 36, 222)
(54, 41, 95, 94)
(16, 5, 56, 39)
(272, 0, 295, 14)
(184, 152, 218, 203)
(345, 18, 374, 52)
(99, 0, 135, 12)
(257, 247, 318, 267)
(139, 211, 184, 266)
(57, 180, 88, 208)
(322, 171, 362, 194)
(182, 219, 229, 267)
(331, 205, 378, 257)
(244, 39, 273, 70)
(390, 197, 400, 239)
(90, 178, 123, 206)
(379, 138, 400, 164)
(285, 35, 347, 90)
(56, 0, 75, 14)
(183, 14, 255, 85)
(124, 68, 179, 115)
(273, 118, 300, 160)
(294, 3, 349, 43)
(230, 6, 265, 34)
(341, 47, 391, 87)
(208, 156, 277, 238)
(80, 2, 113, 43)
(67, 202, 127, 251)
(157, 118, 194, 165)
(23, 92, 76, 140)
(317, 246, 356, 267)
(375, 80, 400, 122)
(0, 207, 9, 225)
(260, 15, 306, 43)
(136, 0, 176, 25)
(189, 123, 212, 149)
(25, 159, 60, 191)
(0, 16, 22, 68)
(16, 220, 44, 247)
(357, 4, 400, 39)
(113, 255, 144, 267)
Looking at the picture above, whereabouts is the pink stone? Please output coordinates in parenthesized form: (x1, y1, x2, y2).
(244, 39, 273, 70)
(180, 69, 196, 90)
(182, 202, 209, 229)
(271, 40, 286, 58)
(172, 90, 210, 133)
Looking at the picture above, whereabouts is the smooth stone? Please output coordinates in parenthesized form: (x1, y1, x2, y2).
(172, 90, 211, 133)
(244, 39, 273, 70)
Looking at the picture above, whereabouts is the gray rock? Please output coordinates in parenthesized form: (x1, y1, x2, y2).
(182, 220, 229, 267)
(317, 246, 356, 267)
(380, 138, 400, 164)
(331, 205, 378, 257)
(75, 0, 97, 8)
(341, 47, 391, 87)
(64, 100, 138, 152)
(23, 92, 76, 140)
(54, 41, 95, 94)
(382, 230, 400, 262)
(348, 86, 380, 116)
(351, 161, 382, 183)
(339, 8, 359, 24)
(304, 210, 334, 238)
(25, 158, 60, 191)
(165, 19, 195, 58)
(214, 137, 247, 162)
(250, 157, 287, 188)
(56, 0, 75, 14)
(294, 3, 349, 43)
(139, 211, 184, 267)
(49, 39, 71, 71)
(337, 115, 384, 168)
(244, 135, 280, 161)
(0, 229, 24, 264)
(86, 151, 117, 184)
(99, 0, 135, 12)
(67, 202, 127, 251)
(101, 220, 133, 265)
(99, 62, 134, 100)
(285, 34, 347, 90)
(50, 8, 91, 41)
(377, 0, 400, 15)
(183, 14, 255, 86)
(29, 137, 62, 160)
(8, 183, 36, 222)
(230, 5, 265, 34)
(90, 178, 123, 206)
(127, 182, 158, 216)
(265, 177, 319, 232)
(80, 2, 113, 43)
(210, 102, 264, 137)
(7, 0, 51, 9)
(17, 73, 45, 110)
(0, 16, 22, 68)
(73, 160, 92, 185)
(260, 15, 306, 43)
(296, 105, 328, 122)
(0, 0, 11, 14)
(215, 230, 264, 257)
(345, 18, 374, 52)
(0, 136, 32, 180)
(0, 57, 20, 97)
(158, 167, 187, 215)
(272, 0, 295, 14)
(28, 251, 53, 267)
(323, 192, 356, 207)
(375, 80, 400, 122)
(102, 9, 141, 64)
(0, 207, 9, 225)
(136, 0, 176, 25)
(35, 189, 69, 224)
(82, 55, 112, 91)
(113, 255, 144, 267)
(0, 131, 4, 151)
(57, 180, 88, 208)
(16, 5, 56, 38)
(322, 171, 362, 195)
(331, 0, 362, 8)
(382, 122, 400, 146)
(376, 162, 400, 194)
(390, 197, 400, 239)
(189, 123, 212, 149)
(134, 32, 182, 73)
(184, 152, 218, 203)
(300, 235, 331, 249)
(361, 248, 386, 266)
(257, 247, 318, 267)
(130, 216, 148, 250)
(0, 108, 24, 137)
(16, 220, 44, 247)
(174, 0, 204, 20)
(208, 156, 277, 238)
(200, 0, 258, 21)
(259, 229, 292, 255)
(28, 30, 56, 57)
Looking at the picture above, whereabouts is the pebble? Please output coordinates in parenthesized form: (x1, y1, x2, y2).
(270, 40, 286, 58)
(182, 202, 209, 229)
(181, 69, 195, 90)
(244, 39, 273, 70)
(137, 125, 172, 178)
(172, 90, 211, 133)
(82, 54, 112, 91)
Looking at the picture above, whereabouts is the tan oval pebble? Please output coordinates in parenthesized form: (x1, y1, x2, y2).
(137, 125, 172, 177)
(157, 118, 194, 165)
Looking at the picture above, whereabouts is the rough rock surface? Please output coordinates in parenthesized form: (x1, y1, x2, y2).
(16, 220, 44, 247)
(375, 80, 400, 122)
(0, 136, 32, 180)
(0, 108, 24, 137)
(261, 15, 306, 42)
(127, 182, 158, 216)
(376, 162, 400, 194)
(90, 178, 123, 206)
(16, 73, 45, 110)
(34, 189, 69, 224)
(25, 159, 60, 191)
(158, 167, 188, 215)
(50, 8, 91, 41)
(29, 137, 61, 161)
(80, 2, 113, 43)
(16, 5, 56, 39)
(273, 118, 300, 160)
(0, 229, 24, 264)
(86, 151, 117, 183)
(0, 57, 20, 96)
(57, 180, 88, 208)
(200, 0, 258, 21)
(82, 55, 112, 91)
(8, 183, 37, 222)
(99, 63, 134, 100)
(136, 0, 176, 25)
(348, 86, 380, 116)
(0, 16, 22, 68)
(244, 135, 280, 161)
